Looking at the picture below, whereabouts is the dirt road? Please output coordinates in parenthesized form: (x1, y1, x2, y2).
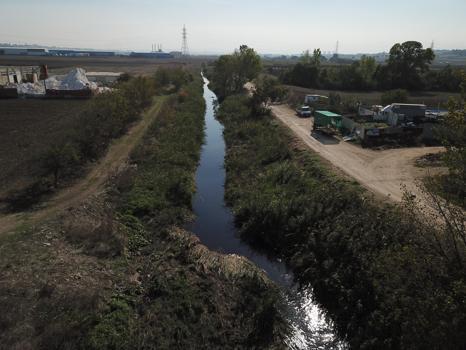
(0, 97, 166, 236)
(271, 104, 444, 202)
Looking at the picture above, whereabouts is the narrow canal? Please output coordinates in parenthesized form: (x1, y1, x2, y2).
(188, 74, 344, 349)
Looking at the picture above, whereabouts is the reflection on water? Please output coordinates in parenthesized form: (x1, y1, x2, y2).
(188, 74, 345, 349)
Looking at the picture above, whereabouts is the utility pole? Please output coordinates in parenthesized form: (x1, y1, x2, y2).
(335, 40, 339, 57)
(182, 25, 189, 56)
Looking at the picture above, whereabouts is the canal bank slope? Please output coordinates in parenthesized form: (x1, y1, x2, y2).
(0, 75, 288, 349)
(216, 93, 466, 349)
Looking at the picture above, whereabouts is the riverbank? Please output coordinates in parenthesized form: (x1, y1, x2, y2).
(216, 94, 466, 349)
(0, 74, 288, 349)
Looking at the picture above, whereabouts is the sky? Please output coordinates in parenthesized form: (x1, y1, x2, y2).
(2, 0, 466, 54)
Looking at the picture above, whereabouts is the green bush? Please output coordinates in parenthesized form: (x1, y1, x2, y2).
(119, 78, 205, 230)
(380, 88, 408, 105)
(218, 94, 466, 349)
(86, 297, 133, 350)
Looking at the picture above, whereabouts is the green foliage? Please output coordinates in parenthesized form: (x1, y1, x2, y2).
(300, 50, 312, 64)
(218, 94, 466, 349)
(37, 74, 161, 190)
(120, 79, 205, 230)
(107, 80, 288, 348)
(42, 142, 80, 187)
(434, 71, 466, 207)
(250, 75, 288, 115)
(380, 88, 408, 105)
(426, 65, 464, 92)
(281, 42, 461, 93)
(387, 41, 435, 90)
(283, 62, 319, 88)
(86, 296, 134, 350)
(154, 67, 192, 92)
(211, 45, 262, 99)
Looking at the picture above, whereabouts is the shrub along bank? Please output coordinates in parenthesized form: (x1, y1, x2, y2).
(217, 94, 466, 349)
(88, 76, 288, 349)
(0, 73, 288, 349)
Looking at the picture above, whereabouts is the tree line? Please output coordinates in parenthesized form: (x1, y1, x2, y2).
(278, 41, 464, 92)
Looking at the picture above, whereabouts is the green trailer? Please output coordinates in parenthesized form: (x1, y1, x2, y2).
(312, 110, 343, 134)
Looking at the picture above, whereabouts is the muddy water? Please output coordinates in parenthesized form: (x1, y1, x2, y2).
(188, 74, 344, 349)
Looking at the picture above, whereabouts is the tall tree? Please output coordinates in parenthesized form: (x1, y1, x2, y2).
(232, 45, 262, 92)
(312, 48, 322, 67)
(388, 41, 435, 89)
(212, 45, 262, 99)
(300, 50, 311, 64)
(359, 55, 377, 88)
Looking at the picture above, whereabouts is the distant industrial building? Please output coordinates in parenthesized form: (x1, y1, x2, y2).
(49, 50, 116, 57)
(0, 47, 117, 57)
(0, 48, 48, 56)
(129, 51, 174, 59)
(170, 51, 183, 58)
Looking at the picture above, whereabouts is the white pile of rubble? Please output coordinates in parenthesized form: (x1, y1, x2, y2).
(46, 68, 98, 90)
(9, 68, 98, 96)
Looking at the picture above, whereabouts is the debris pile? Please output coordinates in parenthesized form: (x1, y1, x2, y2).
(14, 82, 45, 96)
(5, 68, 99, 97)
(46, 68, 97, 90)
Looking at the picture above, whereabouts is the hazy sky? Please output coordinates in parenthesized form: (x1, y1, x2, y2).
(2, 0, 466, 54)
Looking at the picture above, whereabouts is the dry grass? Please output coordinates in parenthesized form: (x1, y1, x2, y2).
(0, 202, 117, 349)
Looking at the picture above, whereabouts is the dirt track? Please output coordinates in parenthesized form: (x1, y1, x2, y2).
(0, 97, 166, 235)
(271, 104, 444, 202)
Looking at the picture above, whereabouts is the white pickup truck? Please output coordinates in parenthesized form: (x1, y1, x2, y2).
(296, 105, 312, 118)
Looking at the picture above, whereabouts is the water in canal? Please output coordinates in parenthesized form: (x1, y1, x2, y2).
(188, 74, 344, 349)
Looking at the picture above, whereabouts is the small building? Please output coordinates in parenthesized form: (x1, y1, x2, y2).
(305, 94, 328, 105)
(0, 66, 45, 85)
(380, 103, 426, 126)
(0, 66, 22, 84)
(313, 110, 343, 131)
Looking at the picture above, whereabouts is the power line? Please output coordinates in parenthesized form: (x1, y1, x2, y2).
(182, 25, 189, 56)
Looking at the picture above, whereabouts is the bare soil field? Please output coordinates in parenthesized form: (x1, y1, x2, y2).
(0, 99, 85, 197)
(286, 84, 460, 107)
(0, 55, 205, 75)
(0, 97, 166, 235)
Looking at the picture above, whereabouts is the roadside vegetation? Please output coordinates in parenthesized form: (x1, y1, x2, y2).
(429, 71, 466, 208)
(212, 46, 466, 349)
